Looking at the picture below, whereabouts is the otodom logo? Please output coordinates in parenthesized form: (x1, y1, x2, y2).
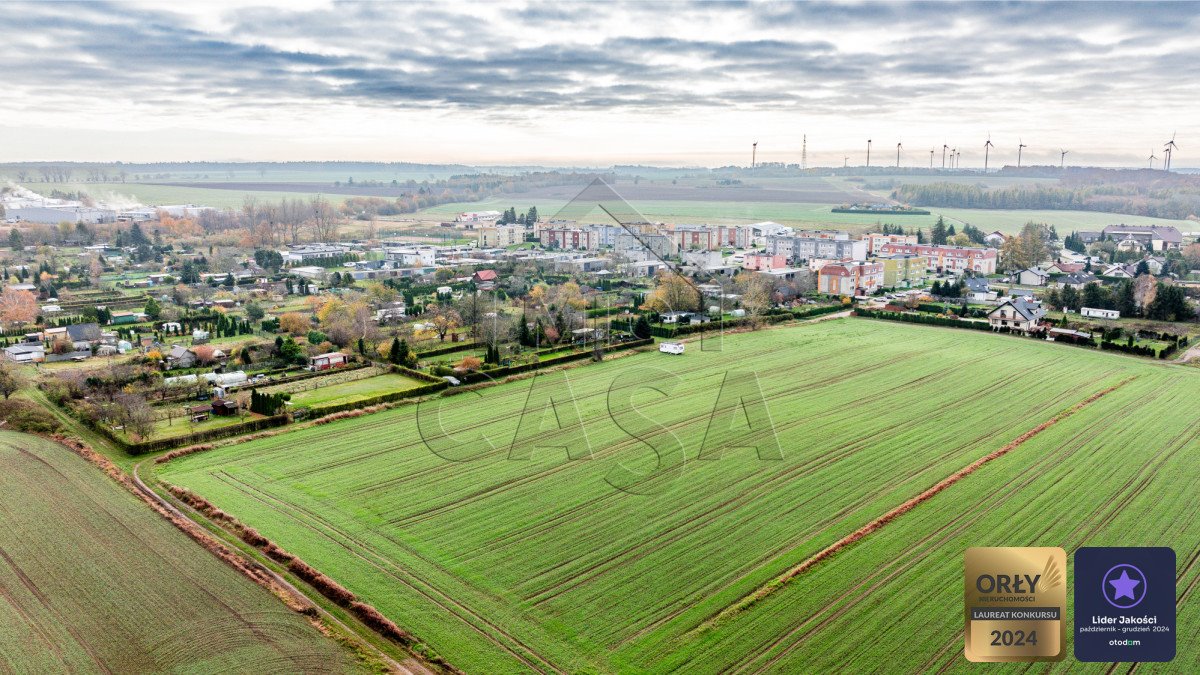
(1074, 547, 1175, 663)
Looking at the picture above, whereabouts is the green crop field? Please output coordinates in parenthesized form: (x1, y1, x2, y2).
(261, 371, 426, 407)
(158, 319, 1200, 673)
(417, 196, 1193, 236)
(0, 432, 360, 673)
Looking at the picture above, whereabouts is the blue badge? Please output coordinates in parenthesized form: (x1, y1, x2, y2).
(1074, 547, 1175, 662)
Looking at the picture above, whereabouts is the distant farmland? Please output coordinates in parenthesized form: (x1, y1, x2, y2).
(0, 432, 360, 673)
(417, 195, 1195, 235)
(159, 320, 1200, 673)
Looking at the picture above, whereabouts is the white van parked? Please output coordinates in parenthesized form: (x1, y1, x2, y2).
(659, 341, 685, 355)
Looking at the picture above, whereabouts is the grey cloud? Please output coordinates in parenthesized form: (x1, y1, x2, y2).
(0, 0, 1197, 120)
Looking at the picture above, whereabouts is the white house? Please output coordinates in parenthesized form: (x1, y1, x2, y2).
(1015, 268, 1050, 286)
(1081, 307, 1120, 320)
(987, 297, 1046, 333)
(1102, 264, 1134, 279)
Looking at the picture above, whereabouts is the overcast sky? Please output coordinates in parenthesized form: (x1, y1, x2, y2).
(2, 1, 1197, 168)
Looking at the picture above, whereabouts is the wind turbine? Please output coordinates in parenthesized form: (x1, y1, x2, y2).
(983, 134, 995, 171)
(1164, 133, 1178, 171)
(896, 140, 902, 168)
(930, 149, 934, 168)
(751, 141, 758, 169)
(866, 139, 872, 167)
(951, 148, 958, 169)
(942, 144, 948, 168)
(843, 155, 849, 168)
(1148, 150, 1158, 169)
(1017, 139, 1027, 168)
(1059, 149, 1069, 168)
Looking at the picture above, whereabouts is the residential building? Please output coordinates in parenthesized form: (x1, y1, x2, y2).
(874, 253, 928, 288)
(384, 246, 437, 267)
(1134, 256, 1166, 275)
(987, 297, 1046, 333)
(878, 243, 998, 275)
(864, 232, 917, 255)
(590, 225, 625, 248)
(1059, 273, 1099, 290)
(818, 261, 884, 296)
(1102, 263, 1134, 279)
(984, 231, 1007, 246)
(615, 232, 676, 258)
(743, 253, 789, 271)
(680, 250, 724, 270)
(670, 225, 750, 251)
(792, 229, 848, 240)
(539, 227, 598, 250)
(477, 225, 526, 248)
(1015, 268, 1050, 286)
(767, 233, 866, 264)
(1101, 225, 1182, 251)
(963, 277, 997, 303)
(1044, 262, 1086, 275)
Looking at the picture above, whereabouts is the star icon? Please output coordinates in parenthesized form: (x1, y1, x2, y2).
(1108, 570, 1141, 600)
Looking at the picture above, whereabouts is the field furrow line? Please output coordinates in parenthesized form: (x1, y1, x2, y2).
(732, 404, 1134, 675)
(11, 447, 305, 668)
(517, 370, 962, 602)
(526, 365, 1072, 610)
(472, 352, 935, 558)
(697, 379, 1136, 674)
(607, 369, 1087, 648)
(373, 346, 921, 520)
(206, 470, 563, 674)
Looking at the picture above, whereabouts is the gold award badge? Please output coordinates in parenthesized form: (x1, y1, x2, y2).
(964, 547, 1066, 662)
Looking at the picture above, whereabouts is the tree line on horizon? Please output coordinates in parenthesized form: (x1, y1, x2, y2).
(893, 181, 1200, 220)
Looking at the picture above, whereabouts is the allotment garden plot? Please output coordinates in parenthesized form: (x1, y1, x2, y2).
(159, 319, 1200, 673)
(256, 365, 427, 409)
(0, 432, 359, 673)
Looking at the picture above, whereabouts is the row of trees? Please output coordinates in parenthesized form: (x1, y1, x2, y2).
(497, 206, 539, 225)
(1045, 278, 1195, 321)
(894, 181, 1200, 220)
